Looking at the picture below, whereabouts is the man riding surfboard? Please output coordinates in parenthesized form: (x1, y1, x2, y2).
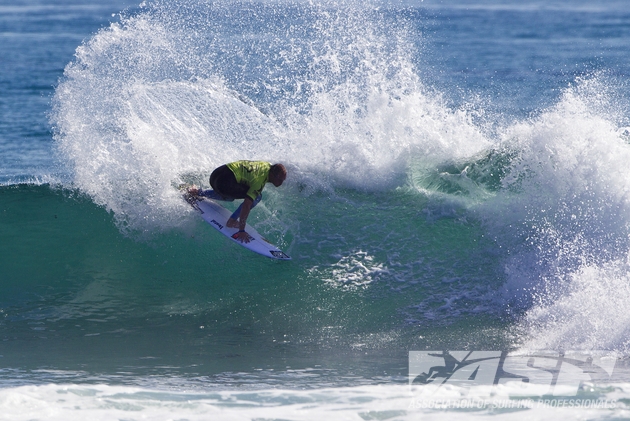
(187, 160, 287, 243)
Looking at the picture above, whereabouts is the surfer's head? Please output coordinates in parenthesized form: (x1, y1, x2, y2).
(269, 163, 287, 187)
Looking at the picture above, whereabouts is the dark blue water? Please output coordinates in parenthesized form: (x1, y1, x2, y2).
(417, 1, 630, 116)
(0, 0, 137, 180)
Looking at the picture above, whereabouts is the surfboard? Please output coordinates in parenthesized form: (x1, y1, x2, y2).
(184, 194, 291, 260)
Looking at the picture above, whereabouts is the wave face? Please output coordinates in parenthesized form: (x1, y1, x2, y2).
(1, 0, 630, 397)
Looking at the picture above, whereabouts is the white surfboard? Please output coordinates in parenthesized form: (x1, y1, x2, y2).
(186, 195, 291, 260)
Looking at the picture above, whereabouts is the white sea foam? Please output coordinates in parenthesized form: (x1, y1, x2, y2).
(520, 255, 630, 351)
(0, 382, 627, 421)
(482, 77, 630, 352)
(315, 250, 389, 289)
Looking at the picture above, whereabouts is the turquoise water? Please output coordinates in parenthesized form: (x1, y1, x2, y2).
(2, 0, 630, 418)
(0, 182, 508, 382)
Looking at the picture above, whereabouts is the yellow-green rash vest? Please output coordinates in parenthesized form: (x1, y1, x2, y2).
(226, 160, 271, 201)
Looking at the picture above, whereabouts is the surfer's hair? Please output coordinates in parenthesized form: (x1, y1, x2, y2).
(270, 163, 287, 180)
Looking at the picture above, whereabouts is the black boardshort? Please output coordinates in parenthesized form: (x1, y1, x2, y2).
(209, 165, 249, 200)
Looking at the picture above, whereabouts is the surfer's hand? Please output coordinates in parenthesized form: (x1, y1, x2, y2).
(234, 230, 252, 243)
(226, 218, 239, 228)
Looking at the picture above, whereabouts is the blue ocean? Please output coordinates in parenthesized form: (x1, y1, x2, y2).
(2, 0, 630, 419)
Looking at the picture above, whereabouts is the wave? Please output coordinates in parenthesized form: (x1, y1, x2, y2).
(50, 0, 490, 235)
(44, 0, 630, 355)
(485, 78, 630, 351)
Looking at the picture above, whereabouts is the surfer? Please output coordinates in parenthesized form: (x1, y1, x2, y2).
(187, 161, 287, 243)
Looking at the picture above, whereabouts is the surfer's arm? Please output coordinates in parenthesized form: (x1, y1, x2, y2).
(237, 197, 253, 229)
(230, 197, 254, 243)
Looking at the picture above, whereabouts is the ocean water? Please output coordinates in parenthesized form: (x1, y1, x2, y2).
(2, 0, 630, 419)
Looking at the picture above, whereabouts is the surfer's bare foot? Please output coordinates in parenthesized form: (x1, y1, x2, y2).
(226, 218, 239, 228)
(187, 186, 201, 196)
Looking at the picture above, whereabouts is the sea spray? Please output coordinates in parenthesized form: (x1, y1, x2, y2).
(51, 0, 491, 235)
(478, 77, 630, 350)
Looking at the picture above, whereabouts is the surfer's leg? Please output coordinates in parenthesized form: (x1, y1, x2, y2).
(209, 165, 248, 201)
(230, 194, 262, 220)
(198, 189, 234, 201)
